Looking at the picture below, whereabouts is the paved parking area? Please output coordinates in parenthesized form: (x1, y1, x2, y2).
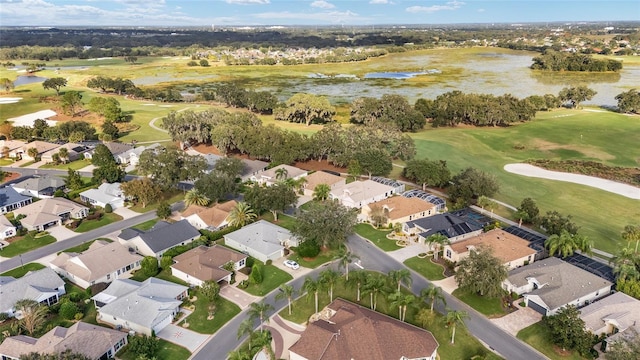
(490, 302, 542, 335)
(47, 225, 78, 241)
(273, 259, 314, 278)
(156, 324, 209, 352)
(220, 285, 260, 309)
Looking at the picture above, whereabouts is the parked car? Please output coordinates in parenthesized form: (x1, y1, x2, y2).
(283, 260, 299, 270)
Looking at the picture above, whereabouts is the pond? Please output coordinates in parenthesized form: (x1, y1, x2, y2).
(13, 75, 47, 87)
(364, 70, 441, 79)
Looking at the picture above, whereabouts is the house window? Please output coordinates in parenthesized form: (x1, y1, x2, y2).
(239, 259, 245, 267)
(117, 269, 121, 275)
(446, 249, 452, 258)
(107, 274, 111, 280)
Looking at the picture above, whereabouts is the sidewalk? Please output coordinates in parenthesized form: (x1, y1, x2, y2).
(267, 314, 305, 359)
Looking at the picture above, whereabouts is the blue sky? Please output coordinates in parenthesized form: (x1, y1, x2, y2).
(0, 0, 638, 27)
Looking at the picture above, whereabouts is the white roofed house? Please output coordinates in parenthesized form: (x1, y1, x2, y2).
(0, 268, 66, 318)
(223, 220, 299, 263)
(92, 278, 188, 336)
(20, 141, 60, 161)
(119, 143, 162, 167)
(80, 182, 126, 209)
(0, 215, 17, 240)
(252, 164, 308, 186)
(329, 179, 395, 209)
(579, 291, 640, 350)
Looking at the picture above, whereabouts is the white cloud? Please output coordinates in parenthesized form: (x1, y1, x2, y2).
(311, 0, 334, 9)
(226, 0, 270, 4)
(252, 10, 367, 24)
(369, 0, 391, 4)
(477, 8, 485, 13)
(406, 0, 465, 13)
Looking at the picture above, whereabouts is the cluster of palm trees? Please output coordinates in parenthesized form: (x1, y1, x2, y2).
(611, 225, 640, 282)
(231, 302, 275, 360)
(544, 230, 593, 258)
(184, 188, 259, 229)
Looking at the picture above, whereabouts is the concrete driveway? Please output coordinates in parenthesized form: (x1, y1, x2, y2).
(220, 285, 260, 309)
(156, 324, 209, 352)
(490, 302, 542, 335)
(47, 225, 78, 242)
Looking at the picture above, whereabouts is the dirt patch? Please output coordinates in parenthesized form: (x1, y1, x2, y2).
(528, 138, 615, 160)
(1, 172, 21, 184)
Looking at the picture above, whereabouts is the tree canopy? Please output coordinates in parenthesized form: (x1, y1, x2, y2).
(448, 167, 500, 207)
(137, 145, 207, 190)
(454, 246, 508, 297)
(543, 305, 593, 356)
(616, 89, 640, 114)
(275, 93, 336, 126)
(42, 77, 67, 95)
(558, 86, 597, 109)
(531, 50, 622, 72)
(403, 158, 451, 190)
(292, 200, 357, 249)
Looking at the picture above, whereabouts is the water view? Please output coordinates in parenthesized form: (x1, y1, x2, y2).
(13, 75, 47, 87)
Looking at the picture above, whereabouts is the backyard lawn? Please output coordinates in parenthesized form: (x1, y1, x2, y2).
(244, 263, 293, 296)
(74, 213, 123, 233)
(0, 234, 56, 258)
(261, 212, 297, 231)
(0, 262, 45, 277)
(452, 288, 508, 318)
(185, 292, 241, 334)
(117, 339, 190, 360)
(517, 322, 586, 360)
(354, 224, 400, 252)
(130, 268, 189, 286)
(129, 190, 185, 213)
(403, 256, 446, 281)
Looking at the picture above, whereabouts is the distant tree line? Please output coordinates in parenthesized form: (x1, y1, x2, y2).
(11, 120, 97, 142)
(531, 50, 622, 72)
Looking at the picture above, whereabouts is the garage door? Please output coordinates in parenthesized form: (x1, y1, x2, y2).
(527, 300, 548, 315)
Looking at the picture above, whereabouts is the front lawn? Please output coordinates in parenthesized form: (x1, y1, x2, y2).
(261, 212, 297, 231)
(404, 256, 446, 281)
(244, 263, 293, 296)
(185, 293, 241, 334)
(58, 238, 113, 254)
(129, 190, 184, 213)
(74, 213, 123, 233)
(0, 234, 56, 258)
(133, 218, 159, 231)
(117, 338, 190, 360)
(288, 248, 340, 269)
(354, 223, 400, 252)
(517, 322, 586, 360)
(39, 159, 91, 170)
(0, 262, 45, 277)
(452, 288, 508, 318)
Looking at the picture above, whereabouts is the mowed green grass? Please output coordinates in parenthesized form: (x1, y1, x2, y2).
(410, 109, 640, 254)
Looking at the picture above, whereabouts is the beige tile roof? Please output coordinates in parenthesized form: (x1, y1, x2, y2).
(181, 200, 238, 228)
(22, 141, 60, 154)
(580, 291, 640, 334)
(50, 241, 142, 283)
(449, 228, 537, 263)
(368, 196, 435, 221)
(0, 321, 127, 359)
(258, 164, 307, 181)
(304, 171, 344, 191)
(13, 198, 88, 227)
(289, 298, 438, 360)
(172, 245, 246, 282)
(331, 180, 395, 203)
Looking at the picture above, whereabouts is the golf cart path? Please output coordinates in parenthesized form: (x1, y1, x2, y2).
(504, 163, 640, 200)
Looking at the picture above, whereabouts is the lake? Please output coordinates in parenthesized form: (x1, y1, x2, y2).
(13, 75, 47, 87)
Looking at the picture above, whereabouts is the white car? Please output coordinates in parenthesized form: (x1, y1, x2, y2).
(283, 260, 300, 270)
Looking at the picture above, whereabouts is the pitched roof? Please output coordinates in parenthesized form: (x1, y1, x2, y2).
(240, 158, 269, 178)
(13, 198, 88, 227)
(172, 245, 246, 282)
(121, 220, 200, 253)
(0, 214, 15, 231)
(80, 182, 123, 205)
(0, 186, 32, 207)
(50, 241, 143, 283)
(580, 291, 640, 334)
(0, 268, 65, 312)
(304, 171, 344, 191)
(181, 200, 238, 228)
(508, 257, 612, 310)
(224, 220, 290, 256)
(0, 140, 27, 151)
(449, 228, 536, 263)
(41, 142, 85, 159)
(0, 321, 127, 359)
(289, 298, 438, 360)
(103, 142, 133, 156)
(330, 180, 395, 203)
(92, 278, 187, 330)
(23, 141, 60, 154)
(368, 196, 435, 221)
(405, 213, 482, 239)
(12, 175, 66, 192)
(258, 164, 307, 181)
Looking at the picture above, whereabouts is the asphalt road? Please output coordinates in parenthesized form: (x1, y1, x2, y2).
(190, 234, 547, 360)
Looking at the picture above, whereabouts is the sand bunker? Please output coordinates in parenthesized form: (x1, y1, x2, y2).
(0, 97, 22, 104)
(504, 163, 640, 200)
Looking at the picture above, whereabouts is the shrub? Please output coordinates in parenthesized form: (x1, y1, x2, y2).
(141, 256, 159, 277)
(129, 335, 160, 358)
(104, 203, 112, 213)
(237, 280, 249, 289)
(250, 263, 263, 284)
(297, 239, 320, 258)
(245, 257, 255, 269)
(0, 313, 9, 322)
(265, 259, 272, 266)
(74, 313, 84, 321)
(68, 292, 85, 302)
(59, 302, 80, 320)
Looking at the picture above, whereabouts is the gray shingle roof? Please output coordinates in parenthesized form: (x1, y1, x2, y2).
(0, 268, 65, 313)
(224, 220, 290, 256)
(0, 186, 32, 208)
(121, 220, 200, 253)
(12, 175, 66, 192)
(406, 213, 481, 238)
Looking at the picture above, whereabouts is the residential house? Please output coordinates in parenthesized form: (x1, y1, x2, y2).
(80, 182, 126, 209)
(239, 158, 269, 181)
(0, 215, 17, 240)
(0, 268, 66, 318)
(403, 212, 483, 245)
(0, 140, 27, 159)
(6, 109, 58, 128)
(0, 321, 128, 360)
(329, 180, 395, 209)
(11, 175, 66, 198)
(40, 142, 88, 163)
(20, 141, 60, 161)
(117, 219, 201, 258)
(92, 278, 188, 336)
(0, 186, 32, 214)
(402, 189, 447, 212)
(302, 171, 345, 197)
(171, 245, 247, 286)
(202, 153, 223, 174)
(442, 228, 537, 270)
(371, 177, 405, 194)
(119, 143, 162, 167)
(579, 291, 640, 350)
(252, 164, 308, 186)
(361, 196, 436, 226)
(13, 197, 89, 231)
(223, 220, 299, 263)
(84, 142, 133, 164)
(502, 257, 613, 316)
(289, 298, 439, 360)
(180, 200, 237, 230)
(50, 240, 143, 289)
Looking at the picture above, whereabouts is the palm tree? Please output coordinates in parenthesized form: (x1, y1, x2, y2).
(275, 167, 288, 182)
(425, 234, 450, 260)
(27, 147, 39, 161)
(275, 284, 296, 315)
(347, 270, 367, 302)
(320, 269, 340, 303)
(362, 273, 388, 311)
(415, 307, 435, 328)
(622, 225, 640, 253)
(286, 177, 307, 194)
(14, 299, 48, 336)
(184, 188, 210, 207)
(253, 329, 272, 350)
(388, 269, 412, 292)
(476, 195, 493, 213)
(420, 285, 446, 313)
(237, 318, 256, 351)
(227, 349, 250, 360)
(545, 230, 593, 258)
(313, 183, 331, 201)
(388, 291, 416, 322)
(57, 147, 69, 164)
(247, 301, 273, 331)
(303, 277, 321, 314)
(611, 247, 640, 281)
(228, 202, 257, 228)
(445, 309, 469, 344)
(335, 249, 359, 281)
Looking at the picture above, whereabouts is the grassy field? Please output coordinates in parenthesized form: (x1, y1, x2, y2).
(288, 247, 340, 268)
(404, 256, 446, 281)
(517, 322, 586, 360)
(0, 234, 56, 258)
(39, 159, 92, 170)
(243, 263, 293, 296)
(452, 288, 508, 318)
(185, 291, 241, 334)
(0, 262, 45, 277)
(354, 223, 401, 251)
